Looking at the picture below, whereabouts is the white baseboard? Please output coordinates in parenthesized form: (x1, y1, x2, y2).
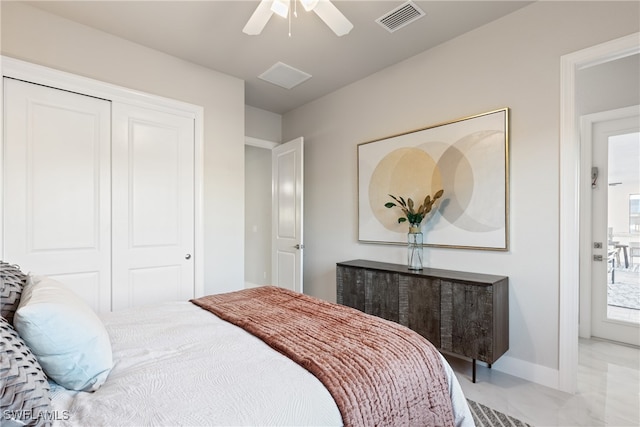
(244, 281, 262, 289)
(492, 355, 560, 390)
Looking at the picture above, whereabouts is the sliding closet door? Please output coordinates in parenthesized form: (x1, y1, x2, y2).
(111, 103, 195, 310)
(3, 78, 112, 312)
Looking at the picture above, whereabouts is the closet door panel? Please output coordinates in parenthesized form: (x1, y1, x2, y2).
(111, 103, 195, 310)
(130, 122, 181, 247)
(129, 266, 182, 306)
(3, 78, 112, 312)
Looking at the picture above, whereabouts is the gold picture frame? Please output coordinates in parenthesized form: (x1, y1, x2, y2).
(357, 108, 509, 251)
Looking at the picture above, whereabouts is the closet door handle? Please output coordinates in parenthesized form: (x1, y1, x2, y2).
(185, 254, 192, 260)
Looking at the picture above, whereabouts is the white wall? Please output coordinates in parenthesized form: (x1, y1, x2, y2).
(282, 1, 640, 388)
(1, 2, 246, 295)
(577, 54, 640, 116)
(246, 105, 282, 142)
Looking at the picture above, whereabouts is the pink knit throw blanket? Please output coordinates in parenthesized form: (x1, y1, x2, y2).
(191, 286, 454, 427)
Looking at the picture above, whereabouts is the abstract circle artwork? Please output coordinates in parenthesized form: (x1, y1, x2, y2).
(358, 109, 509, 250)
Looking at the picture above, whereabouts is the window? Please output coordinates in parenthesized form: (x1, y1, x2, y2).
(631, 194, 640, 233)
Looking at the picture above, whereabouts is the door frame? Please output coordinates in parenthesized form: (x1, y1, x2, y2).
(559, 32, 640, 393)
(244, 136, 304, 293)
(0, 56, 205, 298)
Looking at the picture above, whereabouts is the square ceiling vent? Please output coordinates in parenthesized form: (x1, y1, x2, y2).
(258, 62, 312, 89)
(376, 1, 426, 33)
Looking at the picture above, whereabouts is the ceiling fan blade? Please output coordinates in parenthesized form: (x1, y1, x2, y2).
(313, 0, 353, 36)
(243, 0, 275, 35)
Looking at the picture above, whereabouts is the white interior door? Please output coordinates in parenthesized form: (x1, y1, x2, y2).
(3, 78, 112, 312)
(111, 103, 195, 310)
(272, 137, 304, 293)
(590, 111, 639, 346)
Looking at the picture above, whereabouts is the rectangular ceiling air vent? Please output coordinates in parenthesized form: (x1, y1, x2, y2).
(258, 62, 312, 89)
(376, 1, 426, 33)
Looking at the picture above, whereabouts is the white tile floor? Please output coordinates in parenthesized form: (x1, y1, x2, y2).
(445, 339, 640, 426)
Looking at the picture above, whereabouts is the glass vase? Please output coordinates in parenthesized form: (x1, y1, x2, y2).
(407, 225, 423, 270)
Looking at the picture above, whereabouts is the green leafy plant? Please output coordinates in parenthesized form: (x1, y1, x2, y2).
(384, 189, 444, 226)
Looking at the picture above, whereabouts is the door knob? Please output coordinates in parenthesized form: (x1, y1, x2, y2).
(294, 244, 304, 250)
(185, 254, 192, 260)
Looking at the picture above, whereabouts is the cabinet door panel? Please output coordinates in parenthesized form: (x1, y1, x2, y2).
(336, 266, 365, 311)
(400, 276, 440, 345)
(365, 271, 399, 322)
(442, 281, 493, 362)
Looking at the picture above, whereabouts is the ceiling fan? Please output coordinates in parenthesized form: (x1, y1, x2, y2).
(243, 0, 354, 37)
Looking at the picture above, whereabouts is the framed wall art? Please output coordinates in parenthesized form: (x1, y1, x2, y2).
(358, 108, 509, 250)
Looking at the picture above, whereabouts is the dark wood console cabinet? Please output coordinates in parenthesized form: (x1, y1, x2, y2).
(336, 259, 509, 382)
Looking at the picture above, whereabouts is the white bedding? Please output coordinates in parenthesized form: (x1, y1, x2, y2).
(51, 301, 473, 426)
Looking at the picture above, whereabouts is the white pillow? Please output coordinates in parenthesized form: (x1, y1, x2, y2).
(14, 275, 113, 392)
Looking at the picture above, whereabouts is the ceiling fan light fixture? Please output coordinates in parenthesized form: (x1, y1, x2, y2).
(300, 0, 319, 12)
(244, 0, 353, 36)
(271, 0, 290, 18)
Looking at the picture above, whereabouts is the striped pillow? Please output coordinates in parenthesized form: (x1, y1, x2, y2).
(1, 262, 27, 325)
(0, 316, 52, 427)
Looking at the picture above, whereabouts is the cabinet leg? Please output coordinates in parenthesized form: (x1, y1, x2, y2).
(472, 359, 476, 383)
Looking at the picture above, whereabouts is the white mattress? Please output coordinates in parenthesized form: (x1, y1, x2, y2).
(51, 301, 473, 426)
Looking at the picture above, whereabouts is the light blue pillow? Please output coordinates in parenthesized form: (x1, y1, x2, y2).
(14, 275, 113, 392)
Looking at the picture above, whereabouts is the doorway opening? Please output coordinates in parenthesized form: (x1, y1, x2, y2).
(245, 144, 274, 288)
(559, 32, 640, 393)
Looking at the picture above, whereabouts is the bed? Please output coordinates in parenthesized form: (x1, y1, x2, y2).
(1, 262, 474, 427)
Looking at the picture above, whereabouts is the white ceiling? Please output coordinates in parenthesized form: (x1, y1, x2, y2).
(28, 0, 533, 114)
